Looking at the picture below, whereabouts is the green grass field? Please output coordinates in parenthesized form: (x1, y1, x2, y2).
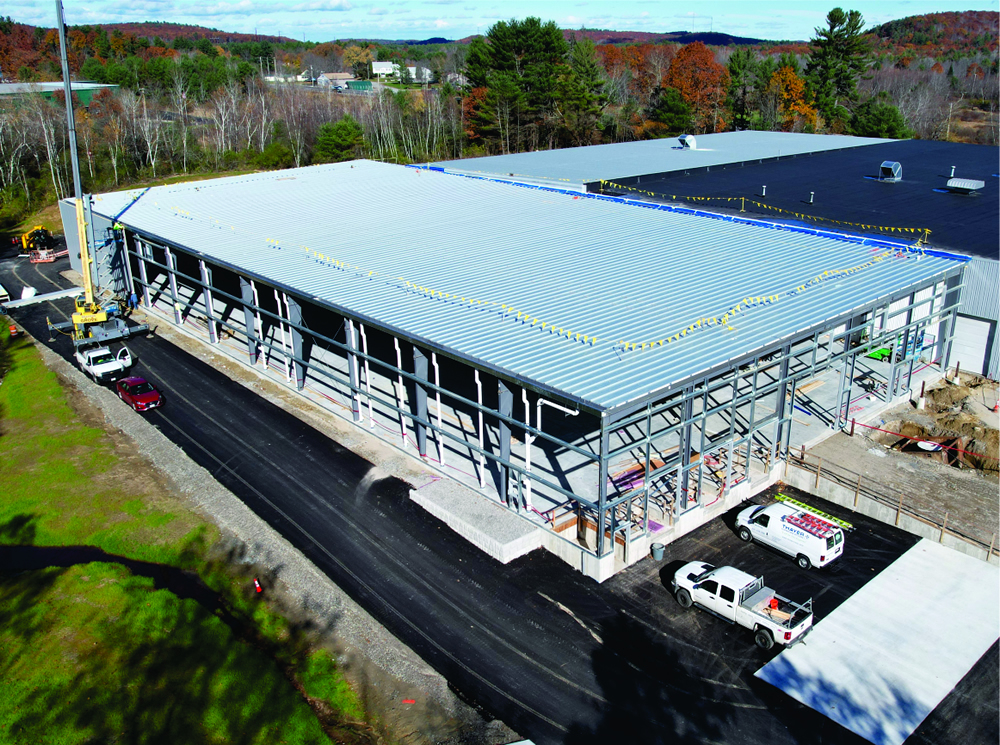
(0, 325, 369, 744)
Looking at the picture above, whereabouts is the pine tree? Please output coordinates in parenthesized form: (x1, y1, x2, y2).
(805, 7, 871, 128)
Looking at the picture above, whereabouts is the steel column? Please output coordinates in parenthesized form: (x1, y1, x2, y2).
(346, 319, 362, 421)
(164, 247, 182, 325)
(238, 276, 259, 363)
(285, 295, 305, 389)
(413, 346, 429, 456)
(199, 260, 218, 344)
(772, 345, 792, 464)
(597, 419, 610, 557)
(498, 380, 513, 505)
(937, 272, 963, 372)
(137, 241, 152, 308)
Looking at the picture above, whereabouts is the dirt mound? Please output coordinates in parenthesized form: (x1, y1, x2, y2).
(925, 382, 972, 412)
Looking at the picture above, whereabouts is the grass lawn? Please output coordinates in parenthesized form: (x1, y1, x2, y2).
(0, 325, 369, 743)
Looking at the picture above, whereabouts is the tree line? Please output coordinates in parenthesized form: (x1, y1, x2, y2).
(0, 7, 996, 228)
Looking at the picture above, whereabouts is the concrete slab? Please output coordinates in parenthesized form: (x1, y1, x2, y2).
(755, 539, 1000, 745)
(409, 478, 544, 564)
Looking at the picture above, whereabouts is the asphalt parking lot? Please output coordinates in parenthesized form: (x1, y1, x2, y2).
(600, 484, 998, 745)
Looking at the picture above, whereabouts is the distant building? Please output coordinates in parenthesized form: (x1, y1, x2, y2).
(0, 81, 119, 107)
(371, 61, 395, 79)
(317, 72, 354, 89)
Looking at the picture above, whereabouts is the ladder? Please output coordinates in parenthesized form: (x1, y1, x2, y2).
(775, 492, 854, 531)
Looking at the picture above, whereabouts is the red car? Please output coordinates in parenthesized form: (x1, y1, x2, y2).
(115, 376, 163, 412)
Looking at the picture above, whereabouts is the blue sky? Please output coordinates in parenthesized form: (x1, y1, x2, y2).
(17, 1, 997, 43)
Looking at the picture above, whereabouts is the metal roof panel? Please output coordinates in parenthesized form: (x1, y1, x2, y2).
(91, 160, 964, 412)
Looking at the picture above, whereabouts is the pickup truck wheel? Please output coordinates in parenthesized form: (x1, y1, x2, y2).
(738, 527, 752, 542)
(796, 554, 812, 570)
(755, 628, 774, 650)
(675, 588, 693, 609)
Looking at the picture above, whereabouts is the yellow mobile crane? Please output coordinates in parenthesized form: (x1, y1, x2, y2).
(47, 0, 147, 348)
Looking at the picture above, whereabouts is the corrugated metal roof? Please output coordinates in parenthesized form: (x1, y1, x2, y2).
(429, 131, 891, 187)
(92, 160, 964, 413)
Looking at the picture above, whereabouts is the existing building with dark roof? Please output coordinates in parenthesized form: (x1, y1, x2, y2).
(594, 139, 999, 379)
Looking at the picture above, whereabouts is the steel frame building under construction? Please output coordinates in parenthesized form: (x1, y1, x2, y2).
(61, 159, 967, 580)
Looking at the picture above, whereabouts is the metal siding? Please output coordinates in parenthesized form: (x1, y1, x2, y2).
(91, 160, 964, 411)
(952, 315, 992, 376)
(58, 199, 82, 275)
(431, 131, 891, 186)
(960, 257, 999, 321)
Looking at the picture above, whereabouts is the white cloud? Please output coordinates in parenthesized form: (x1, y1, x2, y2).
(368, 7, 389, 15)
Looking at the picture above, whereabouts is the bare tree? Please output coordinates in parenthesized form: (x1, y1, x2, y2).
(170, 64, 191, 172)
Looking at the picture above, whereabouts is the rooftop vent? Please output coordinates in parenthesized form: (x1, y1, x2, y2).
(946, 177, 985, 194)
(878, 161, 902, 182)
(678, 134, 697, 150)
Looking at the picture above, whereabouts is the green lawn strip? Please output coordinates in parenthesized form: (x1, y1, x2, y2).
(0, 563, 330, 744)
(1, 327, 370, 740)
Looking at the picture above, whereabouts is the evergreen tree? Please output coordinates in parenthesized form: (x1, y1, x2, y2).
(645, 87, 691, 135)
(805, 7, 870, 127)
(849, 95, 912, 138)
(313, 115, 365, 163)
(727, 47, 759, 130)
(556, 37, 606, 145)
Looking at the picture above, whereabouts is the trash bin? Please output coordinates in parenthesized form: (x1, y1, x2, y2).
(650, 542, 665, 561)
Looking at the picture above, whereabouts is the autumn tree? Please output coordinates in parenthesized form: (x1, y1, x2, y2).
(765, 66, 817, 131)
(343, 45, 374, 79)
(663, 42, 729, 133)
(805, 7, 871, 128)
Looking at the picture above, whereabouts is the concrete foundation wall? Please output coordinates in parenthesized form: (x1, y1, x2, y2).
(782, 463, 997, 565)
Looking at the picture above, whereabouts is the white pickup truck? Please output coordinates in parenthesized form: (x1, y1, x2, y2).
(671, 562, 814, 649)
(75, 345, 133, 384)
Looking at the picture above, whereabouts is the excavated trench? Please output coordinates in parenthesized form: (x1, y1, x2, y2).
(873, 379, 999, 474)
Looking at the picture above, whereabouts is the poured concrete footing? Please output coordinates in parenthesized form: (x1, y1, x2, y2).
(409, 479, 544, 564)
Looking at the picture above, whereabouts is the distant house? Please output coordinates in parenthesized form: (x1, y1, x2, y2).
(371, 61, 395, 79)
(317, 72, 354, 89)
(409, 66, 433, 84)
(444, 72, 467, 87)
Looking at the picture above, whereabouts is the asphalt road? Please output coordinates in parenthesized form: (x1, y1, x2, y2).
(3, 249, 996, 745)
